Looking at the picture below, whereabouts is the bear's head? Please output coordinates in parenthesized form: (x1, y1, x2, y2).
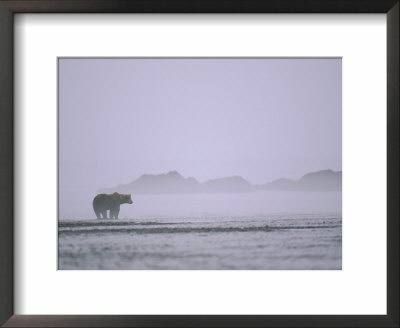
(120, 193, 133, 204)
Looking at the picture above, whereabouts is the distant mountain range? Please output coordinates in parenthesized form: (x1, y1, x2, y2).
(99, 169, 342, 194)
(255, 169, 342, 191)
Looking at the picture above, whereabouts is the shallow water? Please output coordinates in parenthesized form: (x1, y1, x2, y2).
(58, 213, 341, 270)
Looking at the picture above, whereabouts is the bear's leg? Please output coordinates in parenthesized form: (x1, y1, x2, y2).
(114, 204, 120, 219)
(110, 209, 115, 219)
(102, 210, 108, 219)
(94, 208, 101, 219)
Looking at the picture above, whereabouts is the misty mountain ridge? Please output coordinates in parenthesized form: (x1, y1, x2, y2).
(98, 169, 341, 194)
(106, 170, 202, 194)
(256, 169, 342, 191)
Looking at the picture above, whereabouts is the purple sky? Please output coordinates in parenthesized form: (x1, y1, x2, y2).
(59, 58, 341, 197)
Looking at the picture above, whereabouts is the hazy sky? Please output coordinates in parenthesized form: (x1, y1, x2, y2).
(59, 58, 341, 196)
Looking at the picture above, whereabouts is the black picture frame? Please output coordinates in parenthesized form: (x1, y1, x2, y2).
(0, 0, 398, 327)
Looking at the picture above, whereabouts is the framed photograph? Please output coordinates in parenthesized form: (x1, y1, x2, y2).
(0, 0, 398, 327)
(58, 56, 343, 271)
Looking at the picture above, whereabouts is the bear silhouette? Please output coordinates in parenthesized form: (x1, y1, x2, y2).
(93, 192, 133, 219)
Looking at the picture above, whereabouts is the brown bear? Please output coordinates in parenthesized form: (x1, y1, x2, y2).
(92, 192, 133, 219)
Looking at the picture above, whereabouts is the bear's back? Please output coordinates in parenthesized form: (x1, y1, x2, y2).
(93, 193, 119, 207)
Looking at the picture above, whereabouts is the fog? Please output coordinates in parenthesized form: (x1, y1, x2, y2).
(59, 190, 341, 220)
(58, 58, 341, 219)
